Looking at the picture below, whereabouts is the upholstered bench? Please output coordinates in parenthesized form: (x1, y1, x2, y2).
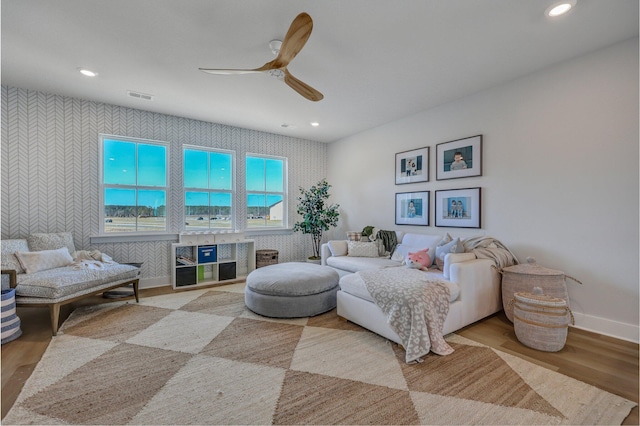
(244, 262, 339, 318)
(1, 233, 140, 335)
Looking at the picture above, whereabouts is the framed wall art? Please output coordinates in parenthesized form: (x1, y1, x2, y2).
(435, 187, 481, 228)
(436, 135, 482, 180)
(395, 147, 429, 184)
(395, 191, 430, 226)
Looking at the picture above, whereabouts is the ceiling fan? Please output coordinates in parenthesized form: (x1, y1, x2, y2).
(199, 12, 323, 102)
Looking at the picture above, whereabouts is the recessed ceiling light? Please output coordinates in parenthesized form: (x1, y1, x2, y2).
(310, 122, 320, 127)
(78, 68, 98, 77)
(545, 1, 576, 17)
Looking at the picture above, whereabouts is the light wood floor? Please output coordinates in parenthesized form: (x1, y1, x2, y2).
(2, 285, 638, 424)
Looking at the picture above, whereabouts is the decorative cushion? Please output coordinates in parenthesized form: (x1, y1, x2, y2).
(398, 234, 442, 265)
(435, 237, 464, 270)
(1, 239, 29, 274)
(346, 232, 362, 242)
(347, 241, 379, 258)
(327, 240, 348, 257)
(15, 247, 74, 274)
(27, 233, 76, 254)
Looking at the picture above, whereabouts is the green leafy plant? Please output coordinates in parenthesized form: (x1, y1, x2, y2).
(293, 179, 340, 260)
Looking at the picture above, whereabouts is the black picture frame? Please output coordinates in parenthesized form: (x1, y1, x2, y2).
(395, 147, 429, 184)
(435, 187, 481, 228)
(436, 135, 482, 180)
(395, 191, 430, 226)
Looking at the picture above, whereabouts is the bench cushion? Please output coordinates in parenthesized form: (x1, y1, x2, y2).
(16, 263, 138, 299)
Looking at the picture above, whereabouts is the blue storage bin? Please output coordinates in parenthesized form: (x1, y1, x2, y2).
(198, 245, 217, 264)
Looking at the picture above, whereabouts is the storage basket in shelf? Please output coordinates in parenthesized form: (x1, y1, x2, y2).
(512, 287, 574, 352)
(256, 249, 278, 268)
(501, 257, 581, 322)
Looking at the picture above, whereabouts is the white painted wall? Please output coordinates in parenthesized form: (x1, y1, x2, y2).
(327, 37, 639, 342)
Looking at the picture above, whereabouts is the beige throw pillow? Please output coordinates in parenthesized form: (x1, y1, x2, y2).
(347, 241, 379, 257)
(15, 247, 74, 274)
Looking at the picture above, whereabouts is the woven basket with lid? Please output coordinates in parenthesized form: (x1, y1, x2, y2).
(513, 288, 574, 352)
(501, 258, 580, 322)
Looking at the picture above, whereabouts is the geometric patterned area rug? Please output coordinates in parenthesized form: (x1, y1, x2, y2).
(4, 284, 635, 425)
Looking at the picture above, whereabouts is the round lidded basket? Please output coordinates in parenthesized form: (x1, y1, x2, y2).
(513, 288, 574, 352)
(501, 258, 580, 322)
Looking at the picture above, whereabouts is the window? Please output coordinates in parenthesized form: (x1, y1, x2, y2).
(184, 146, 235, 230)
(246, 154, 287, 228)
(100, 135, 168, 233)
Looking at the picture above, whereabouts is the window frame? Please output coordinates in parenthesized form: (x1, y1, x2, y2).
(99, 134, 169, 236)
(183, 145, 236, 231)
(245, 153, 288, 230)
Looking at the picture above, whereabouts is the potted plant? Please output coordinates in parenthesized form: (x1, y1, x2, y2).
(293, 179, 340, 263)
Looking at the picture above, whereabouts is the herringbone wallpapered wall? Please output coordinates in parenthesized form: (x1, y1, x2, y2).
(1, 85, 328, 285)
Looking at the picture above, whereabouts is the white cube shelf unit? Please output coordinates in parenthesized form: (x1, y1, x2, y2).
(171, 239, 255, 290)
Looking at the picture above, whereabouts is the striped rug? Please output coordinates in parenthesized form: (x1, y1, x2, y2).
(4, 284, 635, 425)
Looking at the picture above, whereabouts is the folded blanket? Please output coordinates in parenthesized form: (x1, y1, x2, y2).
(72, 250, 115, 263)
(72, 250, 116, 270)
(462, 236, 519, 269)
(358, 268, 454, 363)
(376, 230, 398, 255)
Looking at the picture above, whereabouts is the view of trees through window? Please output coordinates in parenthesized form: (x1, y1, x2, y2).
(102, 136, 168, 233)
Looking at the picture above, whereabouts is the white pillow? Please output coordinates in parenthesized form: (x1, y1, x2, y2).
(327, 240, 348, 257)
(347, 241, 379, 258)
(15, 247, 74, 274)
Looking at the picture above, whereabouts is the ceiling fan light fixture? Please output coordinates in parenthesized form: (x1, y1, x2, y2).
(545, 0, 576, 17)
(78, 68, 98, 77)
(269, 40, 282, 55)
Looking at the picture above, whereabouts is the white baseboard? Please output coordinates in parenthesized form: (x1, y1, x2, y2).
(572, 311, 639, 344)
(139, 276, 171, 290)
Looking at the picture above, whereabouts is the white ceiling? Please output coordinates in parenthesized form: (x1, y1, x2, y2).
(2, 0, 638, 143)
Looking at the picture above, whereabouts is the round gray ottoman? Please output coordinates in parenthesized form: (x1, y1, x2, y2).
(245, 262, 339, 318)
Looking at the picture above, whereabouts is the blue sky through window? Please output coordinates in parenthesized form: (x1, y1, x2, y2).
(104, 139, 167, 205)
(246, 156, 284, 207)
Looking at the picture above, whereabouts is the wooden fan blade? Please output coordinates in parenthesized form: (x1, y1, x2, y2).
(284, 69, 323, 102)
(199, 68, 264, 75)
(272, 12, 313, 68)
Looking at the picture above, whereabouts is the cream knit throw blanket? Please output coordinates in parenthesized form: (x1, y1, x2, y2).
(358, 268, 453, 363)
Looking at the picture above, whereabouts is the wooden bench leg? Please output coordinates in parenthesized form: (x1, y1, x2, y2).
(133, 279, 140, 303)
(49, 303, 61, 336)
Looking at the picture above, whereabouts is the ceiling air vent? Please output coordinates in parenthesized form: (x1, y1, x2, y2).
(127, 90, 154, 101)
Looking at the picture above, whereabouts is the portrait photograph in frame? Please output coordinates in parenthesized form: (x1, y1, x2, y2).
(395, 191, 430, 226)
(435, 187, 481, 228)
(436, 135, 482, 180)
(395, 147, 429, 184)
